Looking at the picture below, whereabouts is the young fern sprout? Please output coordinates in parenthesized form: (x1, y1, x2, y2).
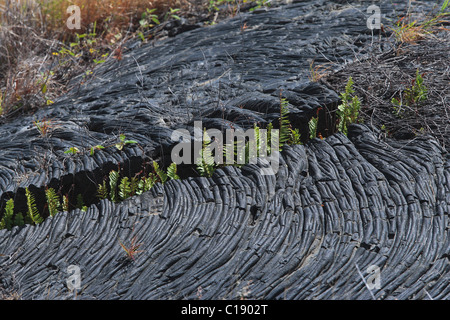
(337, 77, 361, 136)
(25, 187, 43, 225)
(45, 188, 60, 217)
(196, 129, 216, 178)
(279, 96, 291, 149)
(100, 162, 180, 203)
(309, 116, 318, 140)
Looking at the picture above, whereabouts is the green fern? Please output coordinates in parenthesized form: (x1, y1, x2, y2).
(309, 116, 318, 139)
(62, 195, 69, 212)
(130, 176, 139, 195)
(14, 212, 24, 227)
(279, 96, 291, 148)
(153, 161, 168, 184)
(290, 127, 302, 144)
(267, 122, 274, 155)
(0, 199, 15, 230)
(137, 172, 158, 195)
(76, 194, 84, 209)
(109, 170, 120, 202)
(25, 188, 43, 225)
(45, 188, 60, 217)
(119, 176, 132, 200)
(337, 77, 361, 136)
(97, 180, 108, 199)
(166, 163, 180, 180)
(197, 129, 216, 177)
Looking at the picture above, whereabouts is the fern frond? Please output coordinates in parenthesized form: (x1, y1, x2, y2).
(45, 188, 60, 217)
(76, 194, 84, 209)
(130, 177, 139, 196)
(14, 212, 24, 227)
(25, 188, 43, 225)
(166, 163, 180, 180)
(109, 170, 120, 202)
(337, 77, 360, 136)
(62, 195, 69, 212)
(290, 128, 302, 144)
(153, 161, 168, 184)
(119, 177, 132, 200)
(196, 129, 216, 177)
(279, 96, 291, 148)
(267, 122, 273, 155)
(309, 117, 318, 139)
(97, 181, 108, 199)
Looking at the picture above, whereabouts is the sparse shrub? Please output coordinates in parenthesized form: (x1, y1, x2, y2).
(391, 69, 428, 117)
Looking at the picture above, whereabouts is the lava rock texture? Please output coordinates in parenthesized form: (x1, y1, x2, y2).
(0, 0, 449, 299)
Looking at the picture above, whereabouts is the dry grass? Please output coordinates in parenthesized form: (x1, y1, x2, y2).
(388, 0, 450, 44)
(0, 0, 185, 119)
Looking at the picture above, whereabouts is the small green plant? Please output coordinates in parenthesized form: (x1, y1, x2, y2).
(152, 161, 168, 184)
(196, 129, 217, 178)
(164, 8, 181, 21)
(109, 170, 120, 202)
(75, 194, 85, 210)
(166, 163, 180, 180)
(62, 195, 70, 212)
(115, 134, 138, 151)
(101, 162, 179, 202)
(25, 188, 43, 225)
(391, 69, 428, 116)
(247, 0, 270, 11)
(137, 173, 159, 195)
(279, 96, 291, 148)
(33, 118, 55, 137)
(14, 212, 25, 228)
(97, 181, 108, 199)
(139, 8, 161, 28)
(90, 144, 105, 156)
(337, 77, 361, 136)
(309, 116, 318, 139)
(0, 199, 15, 231)
(208, 0, 270, 13)
(45, 188, 60, 217)
(64, 147, 80, 155)
(119, 177, 132, 200)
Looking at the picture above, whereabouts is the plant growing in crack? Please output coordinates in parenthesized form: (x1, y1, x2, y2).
(391, 68, 428, 117)
(25, 187, 43, 225)
(115, 134, 138, 151)
(337, 77, 361, 136)
(118, 235, 143, 261)
(64, 147, 80, 155)
(33, 118, 56, 137)
(0, 199, 15, 230)
(90, 144, 105, 156)
(45, 187, 60, 217)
